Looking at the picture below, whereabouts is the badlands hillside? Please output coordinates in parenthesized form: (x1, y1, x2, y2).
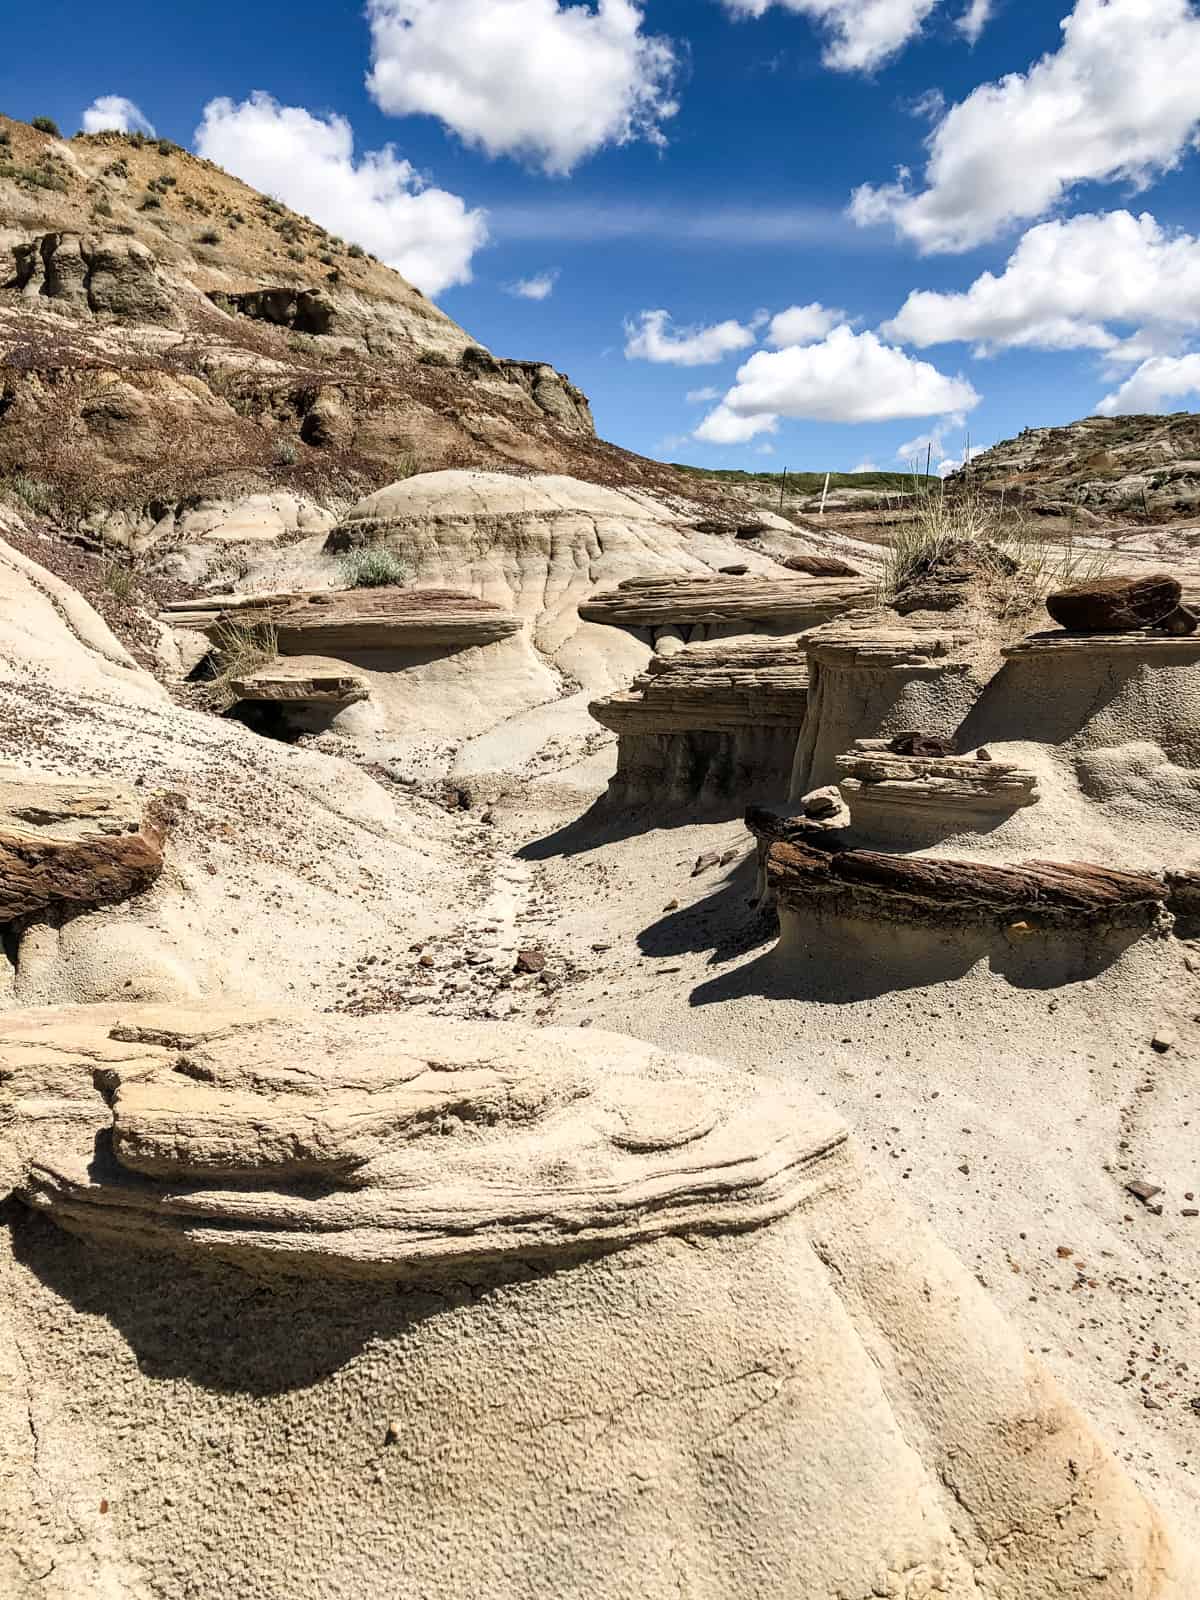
(2, 119, 1200, 1598)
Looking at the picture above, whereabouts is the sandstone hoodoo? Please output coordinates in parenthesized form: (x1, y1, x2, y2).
(5, 1004, 1195, 1597)
(1045, 573, 1190, 632)
(0, 769, 168, 922)
(589, 637, 810, 810)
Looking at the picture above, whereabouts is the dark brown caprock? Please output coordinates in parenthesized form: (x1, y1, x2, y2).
(1046, 574, 1181, 632)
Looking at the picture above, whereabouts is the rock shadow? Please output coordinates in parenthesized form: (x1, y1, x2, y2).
(636, 856, 773, 961)
(5, 1198, 607, 1400)
(688, 914, 1150, 1007)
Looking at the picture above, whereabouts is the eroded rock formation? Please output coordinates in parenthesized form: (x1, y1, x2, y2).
(0, 769, 168, 922)
(167, 587, 523, 651)
(12, 231, 178, 324)
(590, 637, 809, 810)
(226, 656, 370, 706)
(3, 1004, 1195, 1597)
(579, 573, 870, 633)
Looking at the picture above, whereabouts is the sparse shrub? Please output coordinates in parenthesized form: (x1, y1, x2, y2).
(338, 547, 413, 589)
(198, 228, 221, 245)
(103, 157, 129, 179)
(319, 251, 335, 266)
(102, 559, 137, 601)
(212, 617, 279, 682)
(31, 116, 61, 137)
(92, 195, 113, 218)
(0, 130, 11, 150)
(229, 211, 245, 225)
(139, 193, 162, 210)
(346, 242, 365, 259)
(272, 437, 298, 467)
(4, 473, 55, 515)
(286, 246, 305, 262)
(418, 350, 451, 368)
(156, 138, 182, 156)
(3, 163, 68, 193)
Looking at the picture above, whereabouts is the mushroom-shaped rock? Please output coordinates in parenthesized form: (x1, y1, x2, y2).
(0, 769, 168, 922)
(3, 1003, 1196, 1596)
(589, 636, 809, 811)
(1046, 573, 1182, 632)
(164, 588, 522, 654)
(579, 574, 871, 631)
(791, 610, 1001, 799)
(226, 656, 370, 706)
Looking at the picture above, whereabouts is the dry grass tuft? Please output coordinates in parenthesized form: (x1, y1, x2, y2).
(880, 474, 1111, 619)
(338, 547, 414, 589)
(212, 616, 279, 681)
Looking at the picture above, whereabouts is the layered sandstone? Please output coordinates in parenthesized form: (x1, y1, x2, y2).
(790, 610, 1001, 799)
(0, 769, 168, 922)
(3, 1003, 1195, 1598)
(165, 587, 523, 652)
(590, 637, 809, 810)
(579, 573, 870, 632)
(226, 656, 370, 706)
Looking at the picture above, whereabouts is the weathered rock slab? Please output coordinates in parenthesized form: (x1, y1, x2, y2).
(0, 769, 167, 922)
(1046, 573, 1181, 632)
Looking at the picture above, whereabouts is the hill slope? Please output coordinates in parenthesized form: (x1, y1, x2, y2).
(0, 118, 692, 545)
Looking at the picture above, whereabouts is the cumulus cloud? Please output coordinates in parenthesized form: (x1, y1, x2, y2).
(624, 309, 758, 366)
(720, 0, 941, 72)
(81, 95, 155, 136)
(694, 324, 979, 441)
(366, 0, 678, 176)
(508, 270, 559, 300)
(884, 211, 1200, 355)
(194, 94, 487, 297)
(1096, 352, 1200, 414)
(850, 459, 880, 473)
(851, 0, 1200, 253)
(686, 385, 723, 403)
(764, 302, 845, 347)
(693, 405, 779, 445)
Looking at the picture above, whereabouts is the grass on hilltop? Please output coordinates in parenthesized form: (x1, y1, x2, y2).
(669, 464, 937, 493)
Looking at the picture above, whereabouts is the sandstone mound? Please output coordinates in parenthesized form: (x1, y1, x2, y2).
(166, 586, 523, 651)
(3, 1003, 1195, 1597)
(0, 532, 470, 1008)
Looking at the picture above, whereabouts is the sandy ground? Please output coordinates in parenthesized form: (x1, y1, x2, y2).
(400, 749, 1200, 1542)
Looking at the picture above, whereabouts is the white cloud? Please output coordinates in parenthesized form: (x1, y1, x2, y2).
(686, 385, 722, 403)
(194, 94, 487, 297)
(720, 0, 941, 72)
(1096, 352, 1200, 414)
(850, 460, 879, 473)
(765, 301, 845, 347)
(955, 0, 993, 44)
(508, 270, 559, 300)
(624, 309, 758, 366)
(851, 0, 1200, 253)
(81, 95, 155, 137)
(884, 211, 1200, 354)
(936, 442, 989, 477)
(695, 324, 979, 442)
(366, 0, 678, 176)
(694, 405, 779, 445)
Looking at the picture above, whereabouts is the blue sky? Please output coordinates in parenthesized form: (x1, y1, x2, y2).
(5, 0, 1200, 474)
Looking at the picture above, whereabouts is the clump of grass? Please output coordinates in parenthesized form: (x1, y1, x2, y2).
(418, 350, 451, 368)
(1, 162, 68, 193)
(346, 242, 365, 260)
(31, 116, 61, 137)
(197, 227, 221, 245)
(880, 472, 1110, 621)
(92, 195, 114, 219)
(338, 547, 413, 589)
(3, 473, 56, 516)
(286, 246, 305, 262)
(212, 617, 279, 681)
(272, 437, 298, 467)
(102, 559, 137, 601)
